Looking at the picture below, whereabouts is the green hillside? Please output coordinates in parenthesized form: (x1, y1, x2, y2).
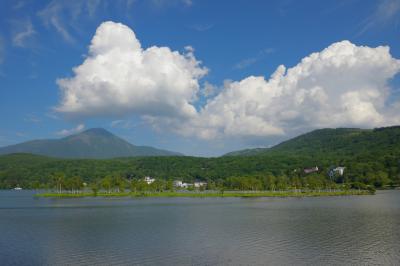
(224, 126, 400, 158)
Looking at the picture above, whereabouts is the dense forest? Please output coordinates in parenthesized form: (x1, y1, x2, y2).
(0, 126, 399, 191)
(224, 126, 400, 157)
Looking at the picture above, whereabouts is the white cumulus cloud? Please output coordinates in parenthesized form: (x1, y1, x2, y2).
(148, 41, 400, 140)
(56, 21, 400, 142)
(56, 21, 208, 119)
(177, 41, 400, 139)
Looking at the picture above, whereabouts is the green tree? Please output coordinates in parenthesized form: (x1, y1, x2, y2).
(113, 175, 126, 192)
(91, 181, 99, 196)
(264, 175, 276, 191)
(166, 180, 174, 191)
(53, 172, 65, 193)
(276, 175, 288, 191)
(101, 176, 112, 193)
(71, 176, 83, 193)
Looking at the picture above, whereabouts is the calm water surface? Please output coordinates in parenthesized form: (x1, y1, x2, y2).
(0, 190, 399, 265)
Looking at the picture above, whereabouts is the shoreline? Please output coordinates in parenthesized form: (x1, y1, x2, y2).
(36, 190, 374, 198)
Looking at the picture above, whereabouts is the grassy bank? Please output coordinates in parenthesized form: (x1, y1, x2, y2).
(36, 190, 374, 198)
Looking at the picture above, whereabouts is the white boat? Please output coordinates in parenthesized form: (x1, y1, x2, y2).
(13, 187, 22, 190)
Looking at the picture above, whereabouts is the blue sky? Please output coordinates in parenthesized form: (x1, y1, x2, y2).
(0, 0, 399, 156)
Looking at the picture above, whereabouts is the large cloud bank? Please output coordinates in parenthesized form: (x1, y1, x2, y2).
(57, 21, 207, 118)
(57, 21, 400, 140)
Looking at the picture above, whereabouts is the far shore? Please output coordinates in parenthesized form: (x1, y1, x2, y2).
(36, 190, 374, 198)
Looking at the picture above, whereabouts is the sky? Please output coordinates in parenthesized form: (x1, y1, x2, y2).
(0, 0, 399, 156)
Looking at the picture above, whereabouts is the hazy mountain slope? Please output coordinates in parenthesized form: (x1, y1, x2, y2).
(0, 128, 182, 158)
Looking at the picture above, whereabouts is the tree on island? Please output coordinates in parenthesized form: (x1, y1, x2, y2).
(52, 172, 65, 194)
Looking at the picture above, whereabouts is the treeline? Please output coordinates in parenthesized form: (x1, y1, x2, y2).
(0, 152, 398, 190)
(40, 172, 374, 195)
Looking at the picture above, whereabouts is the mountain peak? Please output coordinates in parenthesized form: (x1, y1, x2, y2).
(79, 128, 114, 137)
(0, 127, 182, 158)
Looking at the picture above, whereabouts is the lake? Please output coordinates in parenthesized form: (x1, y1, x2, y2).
(0, 190, 399, 265)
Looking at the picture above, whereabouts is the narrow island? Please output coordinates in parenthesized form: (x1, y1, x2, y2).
(37, 190, 374, 198)
(36, 175, 375, 198)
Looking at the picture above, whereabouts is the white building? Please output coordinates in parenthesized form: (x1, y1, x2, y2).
(304, 166, 319, 174)
(144, 176, 155, 184)
(194, 181, 207, 188)
(174, 180, 204, 189)
(173, 180, 183, 187)
(333, 167, 345, 176)
(181, 182, 193, 188)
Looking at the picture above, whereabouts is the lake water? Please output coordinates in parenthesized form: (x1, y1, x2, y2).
(0, 190, 399, 265)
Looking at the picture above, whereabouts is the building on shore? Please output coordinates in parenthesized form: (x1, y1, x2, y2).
(194, 181, 207, 188)
(334, 167, 345, 176)
(304, 166, 319, 174)
(174, 180, 201, 188)
(330, 166, 345, 176)
(173, 180, 183, 187)
(144, 176, 155, 184)
(181, 182, 193, 188)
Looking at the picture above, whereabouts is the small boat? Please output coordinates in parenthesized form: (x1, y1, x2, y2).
(13, 187, 22, 190)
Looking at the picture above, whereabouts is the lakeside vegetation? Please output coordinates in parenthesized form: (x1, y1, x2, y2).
(0, 151, 396, 192)
(37, 189, 374, 198)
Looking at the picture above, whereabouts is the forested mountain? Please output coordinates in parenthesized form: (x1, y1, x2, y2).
(0, 128, 181, 158)
(224, 126, 400, 157)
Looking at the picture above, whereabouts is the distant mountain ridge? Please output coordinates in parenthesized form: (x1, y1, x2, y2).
(224, 126, 400, 157)
(0, 128, 182, 158)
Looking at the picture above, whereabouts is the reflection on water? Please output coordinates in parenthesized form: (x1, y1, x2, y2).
(0, 190, 399, 265)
